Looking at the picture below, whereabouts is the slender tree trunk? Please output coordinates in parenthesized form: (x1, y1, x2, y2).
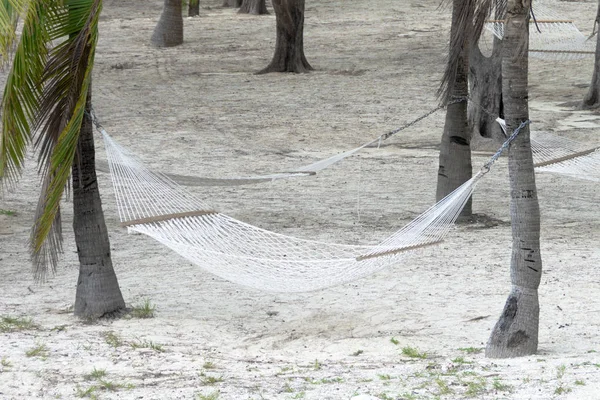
(583, 0, 600, 108)
(72, 89, 126, 319)
(151, 0, 184, 48)
(223, 0, 242, 7)
(189, 0, 200, 17)
(436, 0, 473, 217)
(468, 38, 503, 143)
(239, 0, 268, 15)
(486, 0, 542, 359)
(258, 0, 312, 73)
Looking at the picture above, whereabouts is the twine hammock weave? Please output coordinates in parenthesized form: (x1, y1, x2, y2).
(485, 2, 595, 60)
(496, 118, 600, 182)
(101, 128, 489, 292)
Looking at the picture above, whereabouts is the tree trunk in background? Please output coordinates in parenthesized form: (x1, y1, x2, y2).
(258, 0, 312, 73)
(73, 90, 126, 319)
(239, 0, 268, 15)
(469, 38, 503, 146)
(436, 0, 473, 217)
(189, 0, 200, 16)
(151, 0, 184, 48)
(486, 0, 542, 358)
(223, 0, 243, 7)
(582, 0, 600, 108)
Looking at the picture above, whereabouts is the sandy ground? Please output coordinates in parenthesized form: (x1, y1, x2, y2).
(1, 0, 600, 399)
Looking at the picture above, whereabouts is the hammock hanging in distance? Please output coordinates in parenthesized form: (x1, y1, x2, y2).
(496, 118, 600, 182)
(484, 2, 595, 60)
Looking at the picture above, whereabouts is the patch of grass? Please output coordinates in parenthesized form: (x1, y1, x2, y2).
(452, 356, 474, 365)
(0, 209, 16, 216)
(458, 347, 482, 354)
(98, 379, 122, 391)
(390, 337, 399, 345)
(130, 339, 164, 352)
(75, 385, 98, 398)
(401, 346, 427, 359)
(436, 377, 453, 395)
(378, 374, 392, 381)
(129, 299, 155, 319)
(196, 392, 220, 400)
(554, 385, 572, 395)
(283, 382, 294, 392)
(1, 357, 12, 371)
(575, 379, 585, 386)
(0, 315, 37, 332)
(465, 378, 487, 397)
(291, 392, 305, 399)
(25, 343, 48, 358)
(313, 359, 321, 370)
(556, 364, 567, 379)
(201, 375, 224, 385)
(492, 378, 512, 392)
(351, 349, 364, 356)
(103, 331, 123, 348)
(84, 367, 107, 381)
(203, 361, 216, 369)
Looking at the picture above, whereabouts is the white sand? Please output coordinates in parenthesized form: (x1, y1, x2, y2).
(1, 0, 599, 399)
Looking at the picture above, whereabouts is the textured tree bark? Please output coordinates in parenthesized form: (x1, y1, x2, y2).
(151, 0, 184, 48)
(468, 39, 503, 143)
(223, 0, 242, 7)
(258, 0, 312, 73)
(239, 0, 268, 15)
(72, 90, 126, 319)
(189, 0, 200, 17)
(582, 0, 600, 108)
(436, 0, 473, 217)
(486, 0, 542, 359)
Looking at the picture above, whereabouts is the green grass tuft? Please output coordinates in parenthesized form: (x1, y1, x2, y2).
(84, 367, 107, 381)
(458, 347, 482, 354)
(0, 209, 16, 216)
(0, 315, 37, 332)
(25, 343, 48, 358)
(196, 391, 220, 400)
(103, 331, 123, 348)
(130, 339, 164, 352)
(129, 299, 155, 319)
(401, 346, 427, 359)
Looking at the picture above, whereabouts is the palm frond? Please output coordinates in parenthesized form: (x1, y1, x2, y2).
(0, 0, 29, 65)
(30, 0, 101, 279)
(0, 1, 51, 188)
(438, 0, 494, 103)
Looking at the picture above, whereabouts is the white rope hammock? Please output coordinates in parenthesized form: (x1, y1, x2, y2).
(100, 125, 491, 292)
(485, 2, 595, 60)
(496, 118, 600, 182)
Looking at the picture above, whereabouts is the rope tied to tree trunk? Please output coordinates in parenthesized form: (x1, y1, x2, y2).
(482, 119, 531, 173)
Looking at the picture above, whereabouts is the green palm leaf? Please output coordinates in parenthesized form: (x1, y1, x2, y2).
(0, 0, 28, 64)
(0, 0, 50, 187)
(1, 0, 102, 278)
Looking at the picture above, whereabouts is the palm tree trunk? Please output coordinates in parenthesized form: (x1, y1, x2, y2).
(151, 0, 183, 48)
(189, 0, 200, 17)
(239, 0, 268, 15)
(583, 0, 600, 108)
(468, 38, 503, 143)
(72, 89, 126, 319)
(436, 0, 473, 217)
(486, 0, 542, 358)
(258, 0, 312, 73)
